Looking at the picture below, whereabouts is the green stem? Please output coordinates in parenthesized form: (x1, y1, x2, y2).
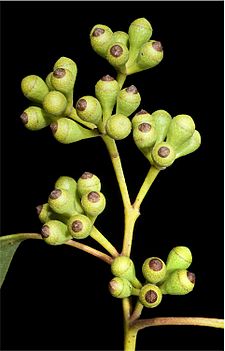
(69, 107, 97, 130)
(124, 327, 138, 351)
(133, 166, 160, 210)
(131, 317, 224, 331)
(129, 300, 144, 323)
(0, 233, 42, 241)
(117, 72, 127, 89)
(90, 226, 119, 258)
(65, 239, 113, 264)
(122, 206, 140, 257)
(102, 135, 131, 210)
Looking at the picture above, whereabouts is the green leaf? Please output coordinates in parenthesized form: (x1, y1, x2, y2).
(0, 233, 42, 288)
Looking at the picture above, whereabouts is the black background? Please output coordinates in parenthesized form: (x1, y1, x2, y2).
(1, 1, 224, 350)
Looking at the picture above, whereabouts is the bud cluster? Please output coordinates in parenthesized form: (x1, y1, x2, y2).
(132, 110, 201, 169)
(90, 18, 163, 75)
(37, 174, 106, 245)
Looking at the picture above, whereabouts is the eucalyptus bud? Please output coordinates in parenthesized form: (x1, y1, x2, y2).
(142, 257, 167, 284)
(50, 118, 98, 144)
(90, 24, 113, 58)
(53, 57, 77, 79)
(127, 18, 153, 66)
(106, 114, 132, 140)
(151, 110, 172, 144)
(109, 277, 133, 298)
(43, 91, 67, 116)
(77, 172, 101, 197)
(111, 31, 129, 46)
(55, 176, 83, 214)
(36, 203, 58, 224)
(48, 188, 77, 217)
(81, 191, 106, 217)
(151, 142, 176, 169)
(166, 114, 195, 149)
(51, 68, 75, 95)
(76, 96, 102, 125)
(133, 121, 157, 149)
(139, 284, 162, 308)
(41, 220, 72, 245)
(159, 269, 195, 295)
(106, 42, 129, 70)
(175, 130, 201, 159)
(111, 256, 142, 289)
(132, 109, 152, 127)
(116, 85, 141, 116)
(67, 214, 93, 239)
(21, 75, 49, 103)
(166, 246, 192, 273)
(20, 106, 51, 131)
(45, 72, 55, 91)
(95, 75, 120, 119)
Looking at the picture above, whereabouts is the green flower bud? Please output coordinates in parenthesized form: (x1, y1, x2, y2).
(45, 72, 55, 91)
(51, 68, 75, 95)
(76, 96, 102, 125)
(109, 277, 133, 298)
(106, 114, 132, 140)
(67, 214, 93, 239)
(166, 114, 195, 149)
(41, 220, 72, 245)
(175, 130, 201, 159)
(133, 121, 157, 149)
(127, 41, 163, 75)
(36, 203, 67, 224)
(132, 109, 152, 127)
(90, 24, 113, 58)
(142, 257, 167, 284)
(50, 118, 98, 144)
(139, 284, 162, 308)
(116, 85, 141, 117)
(111, 31, 129, 46)
(21, 75, 49, 103)
(128, 18, 153, 49)
(53, 57, 77, 79)
(20, 106, 51, 131)
(166, 246, 192, 273)
(95, 75, 120, 118)
(151, 142, 176, 169)
(151, 110, 172, 144)
(111, 256, 141, 289)
(77, 172, 101, 197)
(55, 176, 83, 214)
(43, 91, 67, 116)
(106, 42, 129, 70)
(159, 269, 195, 295)
(81, 191, 106, 217)
(48, 188, 77, 217)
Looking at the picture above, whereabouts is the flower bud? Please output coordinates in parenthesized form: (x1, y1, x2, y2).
(51, 68, 75, 95)
(132, 109, 152, 126)
(106, 114, 132, 140)
(41, 220, 72, 245)
(151, 110, 172, 144)
(133, 121, 157, 149)
(128, 18, 153, 51)
(48, 188, 77, 217)
(67, 214, 93, 239)
(76, 96, 102, 125)
(109, 277, 133, 298)
(142, 257, 167, 284)
(20, 106, 51, 131)
(45, 72, 55, 91)
(111, 256, 141, 289)
(95, 75, 120, 118)
(50, 118, 98, 144)
(166, 246, 192, 273)
(55, 176, 83, 214)
(53, 57, 77, 79)
(81, 191, 106, 217)
(151, 142, 176, 169)
(111, 31, 129, 46)
(175, 130, 201, 159)
(43, 91, 67, 116)
(139, 284, 162, 308)
(116, 85, 141, 117)
(77, 172, 101, 197)
(166, 114, 195, 149)
(21, 75, 49, 103)
(159, 269, 195, 295)
(90, 24, 113, 58)
(106, 42, 129, 70)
